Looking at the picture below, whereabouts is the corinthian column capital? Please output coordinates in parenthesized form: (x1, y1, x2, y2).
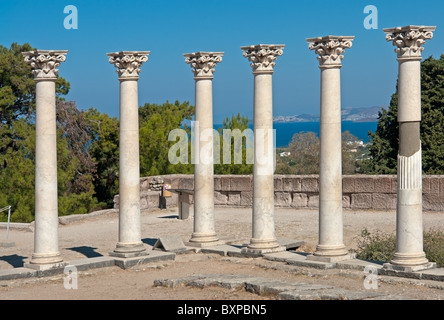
(183, 52, 223, 79)
(22, 50, 68, 81)
(107, 51, 150, 80)
(241, 44, 285, 74)
(307, 36, 354, 69)
(383, 25, 436, 61)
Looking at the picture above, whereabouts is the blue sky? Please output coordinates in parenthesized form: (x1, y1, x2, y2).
(0, 0, 443, 123)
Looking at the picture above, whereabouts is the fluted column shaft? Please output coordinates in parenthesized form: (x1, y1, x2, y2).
(184, 52, 223, 246)
(383, 25, 436, 270)
(241, 44, 285, 254)
(307, 36, 354, 261)
(22, 50, 67, 269)
(108, 51, 150, 257)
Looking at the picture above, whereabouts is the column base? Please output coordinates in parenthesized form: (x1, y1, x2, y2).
(187, 232, 221, 247)
(24, 251, 66, 270)
(383, 262, 436, 273)
(109, 241, 148, 258)
(306, 244, 351, 263)
(383, 252, 435, 272)
(241, 238, 286, 255)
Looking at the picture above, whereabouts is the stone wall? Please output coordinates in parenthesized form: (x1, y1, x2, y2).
(113, 174, 444, 212)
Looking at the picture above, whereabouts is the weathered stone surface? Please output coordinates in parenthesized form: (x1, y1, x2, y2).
(308, 195, 319, 208)
(240, 191, 253, 206)
(301, 177, 319, 193)
(372, 193, 397, 210)
(275, 192, 291, 207)
(227, 192, 241, 206)
(355, 177, 375, 193)
(214, 191, 228, 205)
(291, 193, 308, 208)
(230, 176, 252, 191)
(374, 176, 393, 193)
(351, 193, 372, 209)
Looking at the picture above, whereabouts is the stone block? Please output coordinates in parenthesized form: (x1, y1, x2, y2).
(423, 194, 444, 211)
(354, 177, 375, 193)
(308, 195, 319, 208)
(423, 176, 440, 195)
(342, 195, 350, 208)
(301, 176, 319, 193)
(220, 176, 231, 191)
(275, 192, 292, 207)
(374, 176, 393, 193)
(240, 191, 253, 206)
(140, 178, 150, 191)
(391, 177, 398, 193)
(228, 192, 241, 206)
(214, 191, 228, 205)
(230, 176, 252, 191)
(291, 193, 308, 208)
(274, 176, 283, 191)
(140, 197, 148, 210)
(342, 176, 355, 193)
(372, 193, 397, 210)
(179, 176, 194, 190)
(147, 192, 161, 208)
(213, 176, 221, 191)
(283, 177, 302, 192)
(351, 193, 372, 209)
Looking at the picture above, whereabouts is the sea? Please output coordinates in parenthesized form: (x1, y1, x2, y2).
(214, 121, 378, 148)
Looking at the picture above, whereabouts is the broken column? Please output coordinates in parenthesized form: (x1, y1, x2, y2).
(306, 36, 354, 262)
(108, 51, 150, 257)
(22, 50, 68, 269)
(184, 52, 223, 247)
(383, 25, 436, 271)
(241, 44, 285, 254)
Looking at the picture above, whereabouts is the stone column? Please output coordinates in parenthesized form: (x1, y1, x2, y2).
(306, 36, 354, 262)
(383, 25, 436, 271)
(108, 51, 150, 257)
(241, 44, 285, 254)
(22, 50, 68, 270)
(184, 52, 223, 247)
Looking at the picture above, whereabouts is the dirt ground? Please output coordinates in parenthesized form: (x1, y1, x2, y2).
(1, 206, 444, 301)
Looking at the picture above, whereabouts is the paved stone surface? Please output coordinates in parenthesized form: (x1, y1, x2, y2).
(153, 274, 409, 300)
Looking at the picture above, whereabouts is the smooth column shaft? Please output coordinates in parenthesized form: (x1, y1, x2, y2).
(318, 67, 345, 249)
(192, 78, 217, 241)
(118, 79, 142, 245)
(252, 73, 276, 243)
(33, 80, 61, 259)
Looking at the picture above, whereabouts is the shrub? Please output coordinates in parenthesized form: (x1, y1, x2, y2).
(354, 227, 444, 267)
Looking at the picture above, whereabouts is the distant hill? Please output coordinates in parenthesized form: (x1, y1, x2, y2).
(273, 105, 386, 123)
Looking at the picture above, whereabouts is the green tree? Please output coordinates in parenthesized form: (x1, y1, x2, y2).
(139, 100, 194, 176)
(363, 55, 444, 174)
(214, 113, 253, 175)
(275, 131, 362, 175)
(0, 43, 70, 124)
(0, 43, 99, 222)
(84, 107, 120, 207)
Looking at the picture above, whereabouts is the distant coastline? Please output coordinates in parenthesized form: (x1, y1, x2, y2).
(273, 105, 385, 124)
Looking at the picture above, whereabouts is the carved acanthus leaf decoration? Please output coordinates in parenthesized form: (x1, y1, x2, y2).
(108, 51, 150, 79)
(384, 26, 436, 60)
(23, 50, 68, 80)
(241, 45, 284, 74)
(307, 36, 354, 68)
(184, 52, 223, 78)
